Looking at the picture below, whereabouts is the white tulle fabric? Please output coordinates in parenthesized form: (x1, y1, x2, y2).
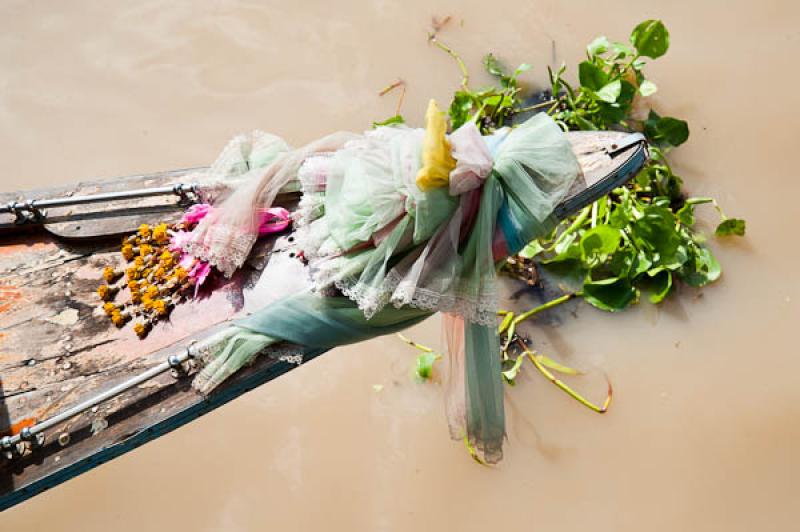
(184, 130, 357, 277)
(294, 123, 501, 326)
(448, 121, 493, 196)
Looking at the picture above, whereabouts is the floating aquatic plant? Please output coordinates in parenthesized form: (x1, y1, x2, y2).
(395, 18, 746, 428)
(425, 18, 745, 312)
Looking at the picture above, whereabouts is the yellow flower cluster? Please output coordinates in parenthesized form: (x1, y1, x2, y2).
(97, 222, 194, 338)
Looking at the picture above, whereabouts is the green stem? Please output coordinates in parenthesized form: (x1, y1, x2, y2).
(429, 34, 470, 90)
(513, 292, 580, 326)
(546, 205, 591, 252)
(524, 347, 612, 413)
(513, 99, 556, 114)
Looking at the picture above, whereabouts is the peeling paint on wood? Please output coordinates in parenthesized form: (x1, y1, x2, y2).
(0, 169, 305, 510)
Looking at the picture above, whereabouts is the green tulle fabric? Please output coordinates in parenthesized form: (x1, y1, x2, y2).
(191, 113, 580, 463)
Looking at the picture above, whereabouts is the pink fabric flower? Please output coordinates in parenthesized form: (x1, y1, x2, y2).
(168, 230, 193, 253)
(448, 122, 493, 196)
(181, 203, 212, 225)
(257, 207, 291, 235)
(179, 253, 196, 270)
(189, 260, 212, 297)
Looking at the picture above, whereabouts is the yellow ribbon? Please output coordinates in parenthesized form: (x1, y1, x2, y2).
(416, 99, 456, 191)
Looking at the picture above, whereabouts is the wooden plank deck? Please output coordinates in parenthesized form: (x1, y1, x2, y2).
(0, 172, 309, 511)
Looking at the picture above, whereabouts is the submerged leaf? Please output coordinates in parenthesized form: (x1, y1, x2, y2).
(415, 352, 441, 381)
(716, 218, 746, 236)
(583, 276, 638, 311)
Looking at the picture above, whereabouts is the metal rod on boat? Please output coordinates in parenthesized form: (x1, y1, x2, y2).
(0, 183, 199, 215)
(1, 348, 194, 450)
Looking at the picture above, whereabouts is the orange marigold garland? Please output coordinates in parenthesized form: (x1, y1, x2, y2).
(96, 203, 292, 339)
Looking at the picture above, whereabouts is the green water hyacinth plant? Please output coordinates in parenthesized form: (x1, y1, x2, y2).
(397, 19, 745, 426)
(425, 19, 745, 312)
(424, 19, 742, 312)
(517, 19, 745, 311)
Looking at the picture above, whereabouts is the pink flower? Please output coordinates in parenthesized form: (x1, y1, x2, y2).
(168, 230, 192, 253)
(257, 207, 291, 235)
(189, 260, 212, 297)
(179, 254, 196, 270)
(181, 203, 212, 225)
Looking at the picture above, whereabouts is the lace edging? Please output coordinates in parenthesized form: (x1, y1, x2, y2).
(183, 227, 257, 278)
(327, 269, 498, 326)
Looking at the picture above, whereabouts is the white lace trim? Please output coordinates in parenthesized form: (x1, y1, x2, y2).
(182, 225, 256, 278)
(328, 269, 498, 326)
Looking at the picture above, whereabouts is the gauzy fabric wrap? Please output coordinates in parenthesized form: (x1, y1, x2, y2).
(448, 121, 493, 196)
(184, 130, 358, 277)
(190, 113, 580, 463)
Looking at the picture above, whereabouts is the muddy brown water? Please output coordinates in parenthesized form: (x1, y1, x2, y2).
(1, 1, 799, 530)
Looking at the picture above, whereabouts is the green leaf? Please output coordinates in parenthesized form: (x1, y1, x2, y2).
(716, 218, 746, 236)
(483, 94, 502, 107)
(587, 35, 610, 56)
(610, 41, 635, 58)
(686, 197, 714, 206)
(534, 354, 580, 376)
(596, 80, 622, 103)
(631, 19, 670, 59)
(608, 247, 635, 277)
(642, 269, 673, 303)
(580, 225, 622, 265)
(502, 355, 526, 384)
(631, 205, 688, 270)
(679, 245, 721, 287)
(484, 53, 503, 76)
(449, 91, 474, 130)
(415, 352, 441, 381)
(608, 198, 633, 229)
(578, 60, 608, 91)
(573, 114, 599, 131)
(583, 276, 638, 311)
(657, 117, 690, 146)
(644, 110, 690, 147)
(639, 79, 658, 96)
(518, 240, 545, 259)
(513, 63, 532, 77)
(483, 54, 528, 89)
(617, 80, 637, 107)
(372, 115, 405, 128)
(676, 203, 695, 226)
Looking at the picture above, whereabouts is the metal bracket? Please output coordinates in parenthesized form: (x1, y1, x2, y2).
(7, 200, 46, 225)
(173, 183, 199, 207)
(1, 347, 195, 460)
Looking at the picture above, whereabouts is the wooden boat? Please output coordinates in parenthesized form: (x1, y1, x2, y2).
(0, 130, 647, 511)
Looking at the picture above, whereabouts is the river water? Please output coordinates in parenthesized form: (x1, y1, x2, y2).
(1, 1, 798, 530)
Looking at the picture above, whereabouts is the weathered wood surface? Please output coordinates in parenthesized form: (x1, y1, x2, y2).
(0, 181, 301, 511)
